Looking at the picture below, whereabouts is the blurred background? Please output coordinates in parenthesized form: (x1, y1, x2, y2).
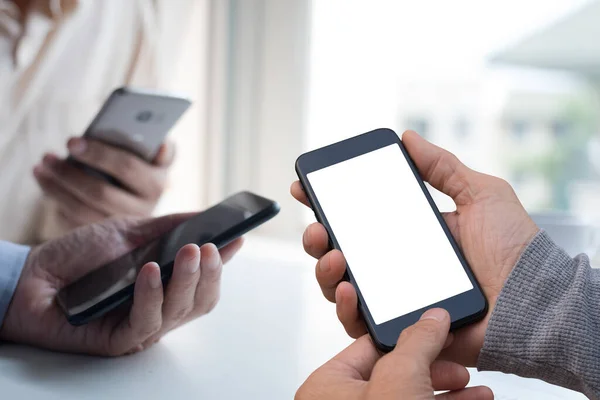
(153, 0, 600, 398)
(158, 0, 600, 263)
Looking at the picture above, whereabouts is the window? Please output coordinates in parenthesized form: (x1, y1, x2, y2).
(306, 0, 600, 225)
(180, 0, 312, 239)
(455, 117, 470, 140)
(509, 120, 530, 140)
(404, 117, 431, 139)
(551, 120, 570, 138)
(511, 170, 526, 186)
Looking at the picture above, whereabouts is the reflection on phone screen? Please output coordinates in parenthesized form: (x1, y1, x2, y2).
(60, 197, 262, 317)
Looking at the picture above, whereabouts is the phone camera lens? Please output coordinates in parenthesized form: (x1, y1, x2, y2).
(136, 111, 152, 122)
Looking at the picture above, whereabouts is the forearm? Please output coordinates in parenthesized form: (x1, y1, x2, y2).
(0, 241, 30, 325)
(478, 231, 600, 399)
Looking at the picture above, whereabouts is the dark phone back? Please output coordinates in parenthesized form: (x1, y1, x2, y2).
(57, 192, 280, 325)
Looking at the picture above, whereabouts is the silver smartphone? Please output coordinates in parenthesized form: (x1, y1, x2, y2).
(70, 87, 192, 185)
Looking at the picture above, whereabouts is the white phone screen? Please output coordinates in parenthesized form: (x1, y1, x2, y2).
(307, 144, 473, 325)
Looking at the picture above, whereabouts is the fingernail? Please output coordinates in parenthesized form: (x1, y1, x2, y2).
(335, 287, 343, 303)
(319, 253, 330, 273)
(420, 308, 448, 322)
(43, 154, 58, 166)
(68, 138, 87, 155)
(443, 332, 454, 349)
(205, 244, 221, 270)
(302, 228, 310, 246)
(148, 264, 162, 289)
(153, 143, 171, 165)
(33, 165, 44, 177)
(187, 245, 200, 273)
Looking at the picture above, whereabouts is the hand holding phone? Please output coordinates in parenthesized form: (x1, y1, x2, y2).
(34, 140, 174, 240)
(294, 129, 539, 365)
(295, 129, 489, 353)
(34, 87, 188, 239)
(57, 191, 280, 325)
(296, 308, 493, 400)
(68, 86, 191, 187)
(0, 214, 244, 356)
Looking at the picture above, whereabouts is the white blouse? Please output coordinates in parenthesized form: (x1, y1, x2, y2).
(0, 0, 192, 243)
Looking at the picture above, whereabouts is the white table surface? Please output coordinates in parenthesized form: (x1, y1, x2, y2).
(0, 236, 586, 399)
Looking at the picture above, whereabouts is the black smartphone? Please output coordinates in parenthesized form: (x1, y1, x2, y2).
(295, 128, 487, 352)
(69, 86, 191, 187)
(57, 191, 280, 326)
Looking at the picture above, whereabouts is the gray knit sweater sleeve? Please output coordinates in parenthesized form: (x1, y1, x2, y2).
(477, 230, 600, 399)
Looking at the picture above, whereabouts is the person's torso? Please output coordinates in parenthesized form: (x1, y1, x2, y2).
(0, 0, 191, 243)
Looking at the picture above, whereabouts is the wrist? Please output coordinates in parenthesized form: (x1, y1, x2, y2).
(477, 231, 573, 372)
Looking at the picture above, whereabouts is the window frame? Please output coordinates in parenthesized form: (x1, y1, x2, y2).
(204, 0, 312, 238)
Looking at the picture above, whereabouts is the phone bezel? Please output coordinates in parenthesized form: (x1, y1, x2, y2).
(295, 128, 487, 352)
(57, 191, 280, 326)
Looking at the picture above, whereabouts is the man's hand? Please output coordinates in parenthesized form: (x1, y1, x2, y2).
(291, 130, 539, 366)
(33, 137, 174, 237)
(0, 215, 243, 356)
(296, 308, 493, 400)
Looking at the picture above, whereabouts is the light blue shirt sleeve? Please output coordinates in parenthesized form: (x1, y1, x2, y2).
(0, 241, 30, 325)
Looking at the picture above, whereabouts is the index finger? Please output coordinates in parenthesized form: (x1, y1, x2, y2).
(106, 262, 164, 356)
(290, 181, 311, 208)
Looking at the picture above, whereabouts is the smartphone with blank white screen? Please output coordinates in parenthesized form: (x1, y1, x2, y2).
(295, 128, 487, 352)
(68, 86, 191, 186)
